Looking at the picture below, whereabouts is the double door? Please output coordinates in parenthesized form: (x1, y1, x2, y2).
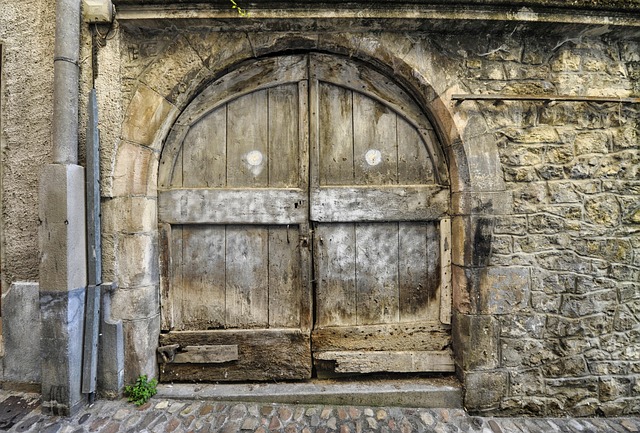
(157, 54, 452, 381)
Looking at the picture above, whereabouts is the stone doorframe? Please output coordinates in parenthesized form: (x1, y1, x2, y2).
(105, 32, 509, 409)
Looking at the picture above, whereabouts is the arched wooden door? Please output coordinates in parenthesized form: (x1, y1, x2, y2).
(157, 54, 452, 382)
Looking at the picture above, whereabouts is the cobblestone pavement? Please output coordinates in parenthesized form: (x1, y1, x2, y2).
(1, 391, 639, 433)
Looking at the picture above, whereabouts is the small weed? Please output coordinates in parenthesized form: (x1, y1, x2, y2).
(124, 375, 158, 406)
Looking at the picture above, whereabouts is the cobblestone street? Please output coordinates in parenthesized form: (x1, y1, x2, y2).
(1, 390, 639, 433)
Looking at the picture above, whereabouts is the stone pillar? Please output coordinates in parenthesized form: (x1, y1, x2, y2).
(39, 164, 87, 416)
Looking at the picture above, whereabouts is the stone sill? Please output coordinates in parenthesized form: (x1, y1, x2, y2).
(114, 1, 640, 29)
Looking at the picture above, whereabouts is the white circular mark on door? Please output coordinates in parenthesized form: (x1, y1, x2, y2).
(365, 149, 382, 166)
(246, 150, 264, 166)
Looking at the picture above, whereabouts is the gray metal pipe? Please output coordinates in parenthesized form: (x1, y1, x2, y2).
(52, 0, 81, 165)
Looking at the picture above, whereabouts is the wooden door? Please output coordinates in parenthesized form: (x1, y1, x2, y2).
(157, 56, 313, 381)
(157, 53, 452, 382)
(309, 54, 454, 375)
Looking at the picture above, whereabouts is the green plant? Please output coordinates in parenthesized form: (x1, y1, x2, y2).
(229, 0, 249, 16)
(124, 375, 158, 406)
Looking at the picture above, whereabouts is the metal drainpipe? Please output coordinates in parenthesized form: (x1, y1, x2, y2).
(52, 0, 81, 165)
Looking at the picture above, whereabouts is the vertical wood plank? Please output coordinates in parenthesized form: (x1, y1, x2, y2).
(182, 108, 227, 188)
(425, 221, 442, 320)
(181, 225, 226, 329)
(315, 223, 357, 327)
(355, 223, 399, 325)
(397, 118, 435, 185)
(268, 226, 301, 328)
(159, 223, 173, 330)
(227, 90, 269, 187)
(440, 218, 452, 325)
(225, 225, 269, 328)
(318, 83, 354, 186)
(398, 222, 429, 322)
(268, 85, 299, 188)
(352, 92, 398, 186)
(170, 225, 184, 329)
(170, 146, 184, 188)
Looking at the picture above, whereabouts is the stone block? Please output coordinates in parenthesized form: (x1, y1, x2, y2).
(501, 338, 554, 369)
(138, 35, 206, 106)
(454, 314, 500, 371)
(40, 287, 87, 416)
(560, 291, 618, 318)
(545, 314, 612, 338)
(450, 191, 513, 216)
(463, 133, 505, 192)
(477, 267, 530, 315)
(541, 356, 587, 377)
(464, 370, 508, 411)
(599, 377, 631, 402)
(122, 85, 177, 148)
(493, 215, 527, 235)
(536, 251, 590, 274)
(528, 213, 566, 234)
(512, 183, 547, 213)
(545, 377, 598, 409)
(574, 131, 609, 155)
(39, 164, 87, 292)
(102, 196, 157, 234)
(112, 141, 158, 197)
(500, 314, 545, 339)
(509, 369, 545, 396)
(116, 233, 159, 288)
(451, 216, 493, 268)
(98, 283, 124, 398)
(111, 285, 159, 322)
(123, 314, 160, 385)
(2, 282, 41, 384)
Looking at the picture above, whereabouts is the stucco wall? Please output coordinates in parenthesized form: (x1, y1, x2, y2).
(0, 0, 55, 285)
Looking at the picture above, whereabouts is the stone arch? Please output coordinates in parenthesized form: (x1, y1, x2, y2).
(108, 32, 505, 385)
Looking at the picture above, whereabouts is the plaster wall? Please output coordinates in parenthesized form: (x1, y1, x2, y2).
(0, 0, 55, 285)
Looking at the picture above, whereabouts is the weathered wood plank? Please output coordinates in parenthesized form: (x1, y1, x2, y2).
(355, 223, 399, 325)
(182, 107, 227, 188)
(311, 322, 451, 352)
(397, 118, 435, 185)
(268, 226, 301, 328)
(225, 226, 269, 328)
(169, 225, 184, 330)
(159, 329, 311, 382)
(268, 85, 299, 188)
(227, 90, 269, 187)
(159, 223, 173, 331)
(425, 221, 441, 319)
(171, 345, 239, 364)
(158, 189, 308, 225)
(181, 55, 308, 128)
(398, 222, 429, 322)
(440, 218, 452, 325)
(314, 350, 455, 373)
(314, 223, 357, 327)
(310, 186, 449, 222)
(353, 92, 398, 186)
(178, 225, 226, 330)
(318, 83, 354, 186)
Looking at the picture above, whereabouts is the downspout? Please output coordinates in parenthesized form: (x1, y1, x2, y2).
(53, 0, 81, 165)
(39, 0, 87, 416)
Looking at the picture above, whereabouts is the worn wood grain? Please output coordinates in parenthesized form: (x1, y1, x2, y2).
(312, 323, 451, 352)
(268, 84, 300, 188)
(182, 107, 227, 188)
(171, 345, 239, 364)
(225, 226, 269, 328)
(169, 225, 184, 330)
(355, 223, 399, 325)
(268, 226, 301, 328)
(397, 118, 435, 184)
(398, 222, 429, 322)
(159, 223, 174, 331)
(227, 90, 269, 187)
(159, 329, 311, 382)
(310, 186, 449, 222)
(440, 218, 452, 325)
(318, 83, 354, 186)
(314, 223, 357, 327)
(158, 189, 308, 225)
(353, 92, 398, 186)
(179, 225, 226, 330)
(314, 350, 455, 373)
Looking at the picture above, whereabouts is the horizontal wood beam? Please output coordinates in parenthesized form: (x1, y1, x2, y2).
(315, 350, 455, 373)
(158, 188, 307, 224)
(452, 94, 640, 104)
(310, 186, 449, 222)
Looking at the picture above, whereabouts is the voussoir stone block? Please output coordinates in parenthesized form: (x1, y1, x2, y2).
(122, 85, 177, 148)
(464, 370, 508, 411)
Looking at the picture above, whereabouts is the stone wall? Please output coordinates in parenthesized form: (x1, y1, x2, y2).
(449, 32, 639, 416)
